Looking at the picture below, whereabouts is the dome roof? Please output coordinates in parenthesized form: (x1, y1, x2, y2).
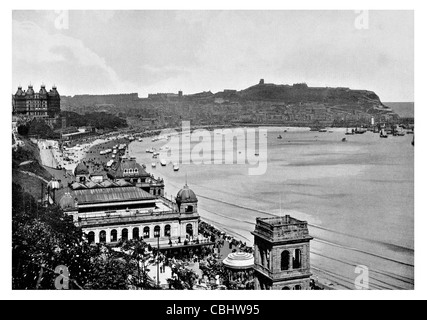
(222, 252, 254, 270)
(59, 192, 76, 210)
(15, 86, 24, 96)
(26, 85, 34, 95)
(47, 179, 60, 190)
(176, 184, 198, 203)
(74, 162, 89, 176)
(39, 85, 48, 95)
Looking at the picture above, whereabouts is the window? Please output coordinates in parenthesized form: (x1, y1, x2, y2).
(99, 230, 106, 243)
(293, 285, 302, 290)
(186, 205, 193, 213)
(186, 224, 193, 237)
(134, 169, 138, 174)
(281, 250, 290, 271)
(143, 226, 150, 239)
(164, 225, 171, 237)
(154, 225, 161, 238)
(293, 249, 302, 269)
(87, 231, 95, 244)
(124, 169, 128, 174)
(133, 227, 140, 240)
(110, 229, 117, 242)
(122, 228, 128, 241)
(282, 286, 290, 290)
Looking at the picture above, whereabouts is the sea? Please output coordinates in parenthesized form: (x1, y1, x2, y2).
(129, 126, 414, 290)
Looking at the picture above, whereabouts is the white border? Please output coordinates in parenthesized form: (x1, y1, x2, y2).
(2, 0, 425, 300)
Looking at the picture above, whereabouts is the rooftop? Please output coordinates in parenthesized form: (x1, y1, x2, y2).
(223, 252, 254, 270)
(72, 186, 156, 205)
(252, 215, 312, 243)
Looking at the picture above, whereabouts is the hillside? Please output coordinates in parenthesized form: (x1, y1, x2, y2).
(60, 81, 399, 127)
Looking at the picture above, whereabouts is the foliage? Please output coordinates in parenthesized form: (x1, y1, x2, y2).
(167, 261, 198, 290)
(12, 183, 153, 290)
(12, 183, 90, 289)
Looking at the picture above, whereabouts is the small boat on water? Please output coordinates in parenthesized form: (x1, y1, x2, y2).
(354, 127, 367, 134)
(138, 138, 143, 142)
(342, 138, 347, 142)
(160, 159, 167, 166)
(173, 163, 179, 171)
(318, 128, 328, 133)
(277, 135, 283, 140)
(254, 153, 259, 156)
(380, 129, 388, 138)
(345, 128, 354, 135)
(151, 162, 156, 168)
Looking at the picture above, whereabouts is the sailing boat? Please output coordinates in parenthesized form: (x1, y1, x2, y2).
(380, 129, 388, 138)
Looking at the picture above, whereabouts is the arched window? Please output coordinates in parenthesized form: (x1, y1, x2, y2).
(134, 169, 138, 174)
(87, 231, 95, 244)
(110, 229, 117, 242)
(122, 228, 128, 241)
(186, 205, 193, 213)
(281, 250, 290, 271)
(133, 227, 140, 240)
(124, 169, 128, 174)
(293, 249, 302, 269)
(293, 285, 302, 290)
(164, 225, 171, 237)
(154, 225, 161, 238)
(99, 230, 106, 243)
(143, 226, 150, 239)
(282, 286, 291, 290)
(186, 224, 193, 237)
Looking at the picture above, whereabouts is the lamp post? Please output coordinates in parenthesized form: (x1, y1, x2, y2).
(156, 233, 160, 289)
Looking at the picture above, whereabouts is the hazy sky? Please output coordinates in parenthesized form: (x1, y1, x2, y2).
(12, 10, 414, 101)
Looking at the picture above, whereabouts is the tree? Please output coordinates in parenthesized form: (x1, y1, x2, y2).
(167, 261, 198, 290)
(12, 183, 90, 289)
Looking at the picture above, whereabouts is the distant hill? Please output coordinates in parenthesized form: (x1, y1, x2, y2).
(60, 80, 400, 127)
(383, 102, 414, 118)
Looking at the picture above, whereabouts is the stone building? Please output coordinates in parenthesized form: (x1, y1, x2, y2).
(12, 84, 60, 118)
(252, 215, 313, 290)
(59, 180, 202, 248)
(107, 154, 165, 197)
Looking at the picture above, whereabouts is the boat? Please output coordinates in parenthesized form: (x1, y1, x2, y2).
(318, 128, 328, 133)
(254, 153, 259, 156)
(152, 154, 158, 159)
(345, 128, 354, 135)
(160, 159, 167, 166)
(138, 138, 143, 142)
(380, 129, 388, 138)
(173, 163, 179, 171)
(151, 162, 156, 168)
(277, 135, 283, 140)
(354, 127, 367, 134)
(341, 138, 347, 142)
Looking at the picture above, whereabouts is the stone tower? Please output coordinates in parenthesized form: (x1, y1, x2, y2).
(252, 215, 313, 290)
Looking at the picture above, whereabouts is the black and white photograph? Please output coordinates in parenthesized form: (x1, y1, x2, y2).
(4, 0, 425, 303)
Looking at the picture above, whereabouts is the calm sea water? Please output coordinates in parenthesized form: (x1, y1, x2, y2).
(129, 127, 414, 290)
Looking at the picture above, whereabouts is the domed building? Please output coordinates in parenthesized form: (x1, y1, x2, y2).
(59, 192, 77, 212)
(176, 184, 198, 213)
(74, 162, 89, 182)
(176, 184, 199, 239)
(222, 252, 255, 289)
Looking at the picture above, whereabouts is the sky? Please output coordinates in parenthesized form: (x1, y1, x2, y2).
(12, 10, 414, 101)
